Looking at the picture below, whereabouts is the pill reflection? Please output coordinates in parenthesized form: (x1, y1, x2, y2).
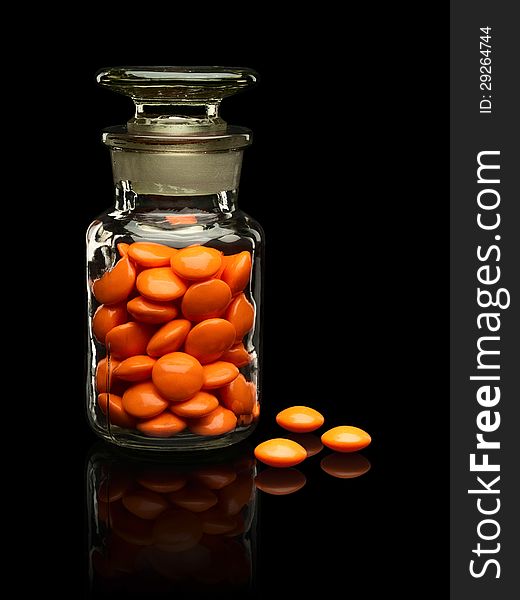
(255, 468, 307, 495)
(320, 453, 371, 479)
(286, 433, 323, 457)
(87, 443, 256, 596)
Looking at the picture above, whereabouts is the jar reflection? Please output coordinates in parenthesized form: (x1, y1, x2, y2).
(86, 443, 256, 597)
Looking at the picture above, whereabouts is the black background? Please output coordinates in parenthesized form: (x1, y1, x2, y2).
(25, 8, 447, 598)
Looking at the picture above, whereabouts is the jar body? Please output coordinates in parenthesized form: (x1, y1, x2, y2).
(86, 191, 263, 450)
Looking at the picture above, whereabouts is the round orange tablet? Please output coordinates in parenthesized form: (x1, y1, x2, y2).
(255, 468, 307, 495)
(201, 361, 239, 389)
(220, 374, 255, 415)
(189, 406, 237, 436)
(170, 391, 219, 418)
(221, 251, 252, 295)
(127, 296, 178, 324)
(169, 486, 218, 513)
(93, 256, 136, 305)
(152, 352, 204, 402)
(320, 453, 372, 479)
(136, 267, 187, 301)
(191, 465, 237, 490)
(181, 279, 232, 322)
(122, 381, 169, 418)
(225, 293, 255, 341)
(254, 438, 307, 468)
(184, 318, 236, 364)
(171, 245, 222, 280)
(117, 242, 130, 257)
(321, 426, 372, 452)
(137, 412, 188, 437)
(276, 406, 325, 433)
(287, 433, 323, 457)
(122, 490, 170, 520)
(105, 322, 154, 359)
(96, 357, 121, 393)
(114, 355, 156, 381)
(147, 319, 191, 357)
(97, 393, 136, 429)
(127, 242, 177, 267)
(92, 302, 128, 343)
(220, 343, 252, 367)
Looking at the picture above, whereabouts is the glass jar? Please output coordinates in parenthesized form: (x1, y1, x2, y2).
(86, 67, 263, 451)
(86, 442, 256, 596)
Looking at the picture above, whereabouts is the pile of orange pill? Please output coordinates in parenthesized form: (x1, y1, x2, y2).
(91, 242, 257, 438)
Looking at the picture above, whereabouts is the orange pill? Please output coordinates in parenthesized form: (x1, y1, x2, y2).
(189, 406, 237, 436)
(146, 319, 191, 357)
(92, 302, 128, 343)
(171, 245, 222, 280)
(321, 426, 372, 452)
(191, 465, 237, 490)
(184, 318, 236, 364)
(202, 361, 239, 389)
(97, 393, 137, 429)
(96, 357, 121, 393)
(93, 256, 136, 305)
(122, 490, 170, 520)
(225, 293, 255, 340)
(137, 411, 188, 437)
(170, 391, 219, 418)
(136, 267, 187, 301)
(137, 471, 187, 494)
(181, 279, 232, 322)
(105, 322, 154, 359)
(169, 486, 218, 513)
(152, 352, 204, 402)
(127, 296, 179, 324)
(220, 343, 252, 367)
(153, 509, 203, 552)
(320, 453, 372, 478)
(122, 381, 168, 418)
(127, 242, 177, 267)
(254, 438, 307, 468)
(114, 355, 156, 381)
(220, 374, 255, 415)
(287, 433, 323, 457)
(165, 214, 197, 225)
(276, 406, 325, 433)
(117, 242, 130, 257)
(255, 468, 307, 495)
(221, 251, 252, 295)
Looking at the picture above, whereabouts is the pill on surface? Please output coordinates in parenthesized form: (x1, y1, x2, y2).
(320, 453, 371, 478)
(153, 509, 203, 552)
(97, 393, 137, 429)
(127, 296, 179, 324)
(122, 381, 169, 418)
(136, 267, 187, 301)
(92, 302, 128, 343)
(220, 342, 252, 367)
(136, 412, 188, 437)
(152, 352, 204, 402)
(184, 318, 236, 364)
(122, 490, 170, 520)
(127, 242, 177, 267)
(189, 406, 237, 436)
(254, 438, 307, 468)
(146, 319, 191, 357)
(137, 471, 187, 494)
(171, 245, 222, 280)
(286, 433, 324, 457)
(225, 293, 254, 341)
(113, 355, 156, 381)
(221, 251, 252, 295)
(181, 279, 232, 322)
(276, 406, 325, 433)
(201, 361, 239, 389)
(191, 465, 237, 490)
(321, 426, 372, 453)
(105, 322, 154, 359)
(255, 468, 307, 495)
(96, 357, 121, 393)
(169, 486, 218, 513)
(93, 256, 136, 305)
(170, 391, 219, 418)
(220, 374, 255, 415)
